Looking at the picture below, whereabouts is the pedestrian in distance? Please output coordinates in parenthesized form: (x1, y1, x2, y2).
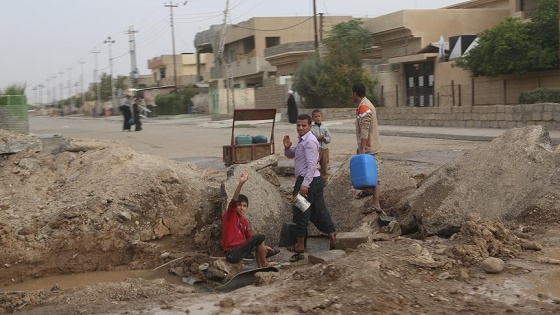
(352, 82, 383, 214)
(119, 96, 132, 132)
(221, 172, 279, 268)
(287, 90, 298, 124)
(132, 97, 143, 131)
(311, 109, 331, 186)
(283, 114, 336, 262)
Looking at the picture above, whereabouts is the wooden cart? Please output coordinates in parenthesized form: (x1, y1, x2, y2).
(223, 108, 277, 167)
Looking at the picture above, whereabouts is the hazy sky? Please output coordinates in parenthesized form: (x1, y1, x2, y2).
(0, 0, 462, 102)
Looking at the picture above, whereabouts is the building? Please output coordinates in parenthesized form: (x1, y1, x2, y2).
(194, 16, 354, 114)
(147, 52, 213, 87)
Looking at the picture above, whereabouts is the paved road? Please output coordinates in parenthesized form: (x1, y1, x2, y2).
(28, 115, 493, 169)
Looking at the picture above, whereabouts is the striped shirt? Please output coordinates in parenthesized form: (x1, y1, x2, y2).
(355, 97, 381, 154)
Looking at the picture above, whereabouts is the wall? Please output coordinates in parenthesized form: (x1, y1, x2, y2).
(377, 104, 560, 130)
(278, 103, 560, 130)
(254, 77, 286, 110)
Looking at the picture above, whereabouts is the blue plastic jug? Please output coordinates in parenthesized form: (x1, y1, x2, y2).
(350, 154, 378, 189)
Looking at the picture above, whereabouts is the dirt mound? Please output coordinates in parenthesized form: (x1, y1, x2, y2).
(0, 139, 225, 286)
(402, 126, 560, 236)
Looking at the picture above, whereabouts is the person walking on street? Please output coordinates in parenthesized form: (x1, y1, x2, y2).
(287, 90, 298, 124)
(352, 83, 382, 214)
(119, 96, 132, 131)
(132, 97, 143, 132)
(283, 114, 336, 262)
(311, 109, 331, 185)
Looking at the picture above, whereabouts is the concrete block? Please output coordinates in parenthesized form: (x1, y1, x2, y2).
(335, 231, 369, 250)
(505, 106, 514, 114)
(532, 112, 542, 121)
(506, 121, 516, 128)
(490, 121, 498, 128)
(487, 113, 496, 121)
(308, 249, 345, 264)
(498, 121, 507, 129)
(542, 112, 553, 121)
(496, 113, 506, 121)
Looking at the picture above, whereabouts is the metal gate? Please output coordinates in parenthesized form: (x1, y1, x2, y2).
(404, 61, 435, 107)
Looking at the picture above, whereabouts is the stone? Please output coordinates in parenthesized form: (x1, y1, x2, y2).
(408, 243, 423, 255)
(481, 257, 505, 274)
(245, 154, 278, 171)
(0, 130, 42, 154)
(335, 231, 369, 249)
(254, 271, 278, 286)
(153, 219, 171, 239)
(308, 249, 345, 264)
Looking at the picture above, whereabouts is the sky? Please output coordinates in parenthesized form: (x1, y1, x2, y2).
(0, 0, 462, 103)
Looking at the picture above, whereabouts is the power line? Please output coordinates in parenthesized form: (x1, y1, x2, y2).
(231, 16, 315, 31)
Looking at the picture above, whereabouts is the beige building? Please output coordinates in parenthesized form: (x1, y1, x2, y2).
(194, 16, 354, 114)
(147, 52, 213, 87)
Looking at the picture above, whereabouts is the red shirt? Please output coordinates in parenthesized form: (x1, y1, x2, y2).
(221, 200, 252, 251)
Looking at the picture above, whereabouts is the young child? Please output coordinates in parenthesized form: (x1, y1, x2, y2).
(221, 172, 278, 268)
(311, 110, 332, 185)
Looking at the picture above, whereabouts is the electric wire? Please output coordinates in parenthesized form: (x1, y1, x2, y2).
(231, 16, 315, 31)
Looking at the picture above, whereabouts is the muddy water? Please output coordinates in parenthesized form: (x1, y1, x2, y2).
(0, 268, 183, 292)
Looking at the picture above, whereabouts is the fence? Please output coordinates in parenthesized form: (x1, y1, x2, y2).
(379, 70, 560, 108)
(0, 95, 28, 134)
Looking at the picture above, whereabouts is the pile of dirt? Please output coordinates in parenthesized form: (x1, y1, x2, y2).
(0, 139, 225, 286)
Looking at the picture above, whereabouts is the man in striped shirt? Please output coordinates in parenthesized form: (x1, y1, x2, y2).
(353, 83, 382, 213)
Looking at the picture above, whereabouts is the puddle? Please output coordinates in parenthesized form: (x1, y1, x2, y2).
(0, 268, 183, 292)
(470, 269, 560, 304)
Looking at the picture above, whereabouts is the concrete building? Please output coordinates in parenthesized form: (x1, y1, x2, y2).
(194, 16, 354, 114)
(147, 52, 213, 87)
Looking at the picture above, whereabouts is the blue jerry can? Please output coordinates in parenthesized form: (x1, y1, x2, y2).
(252, 135, 268, 144)
(349, 154, 378, 189)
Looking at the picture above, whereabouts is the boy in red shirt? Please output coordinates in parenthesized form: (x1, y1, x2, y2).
(222, 172, 277, 268)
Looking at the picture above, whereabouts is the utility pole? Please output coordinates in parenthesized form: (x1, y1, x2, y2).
(92, 48, 101, 117)
(78, 60, 86, 109)
(127, 26, 139, 88)
(51, 75, 57, 104)
(104, 36, 116, 114)
(218, 0, 235, 113)
(165, 1, 179, 91)
(58, 71, 64, 105)
(313, 0, 318, 52)
(67, 66, 72, 100)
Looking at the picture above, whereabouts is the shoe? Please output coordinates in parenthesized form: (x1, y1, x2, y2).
(266, 248, 280, 258)
(355, 190, 373, 199)
(289, 253, 305, 262)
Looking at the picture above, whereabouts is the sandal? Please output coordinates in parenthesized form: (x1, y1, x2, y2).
(362, 206, 383, 215)
(355, 190, 373, 199)
(289, 253, 305, 262)
(266, 248, 280, 258)
(286, 245, 305, 253)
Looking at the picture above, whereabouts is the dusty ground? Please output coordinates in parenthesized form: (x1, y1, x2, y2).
(1, 116, 559, 314)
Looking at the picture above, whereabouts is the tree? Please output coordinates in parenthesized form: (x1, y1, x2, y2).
(293, 19, 377, 107)
(89, 73, 128, 102)
(455, 0, 559, 76)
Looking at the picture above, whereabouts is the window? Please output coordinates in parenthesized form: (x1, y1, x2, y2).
(265, 37, 280, 48)
(159, 67, 166, 79)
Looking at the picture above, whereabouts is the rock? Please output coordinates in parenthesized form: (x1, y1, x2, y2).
(117, 211, 132, 222)
(336, 231, 369, 249)
(198, 262, 209, 271)
(408, 243, 423, 255)
(205, 267, 226, 281)
(245, 154, 278, 171)
(219, 297, 235, 308)
(213, 259, 232, 274)
(159, 252, 171, 260)
(254, 271, 278, 286)
(407, 256, 444, 268)
(481, 257, 505, 274)
(0, 130, 42, 154)
(153, 219, 171, 239)
(308, 250, 345, 264)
